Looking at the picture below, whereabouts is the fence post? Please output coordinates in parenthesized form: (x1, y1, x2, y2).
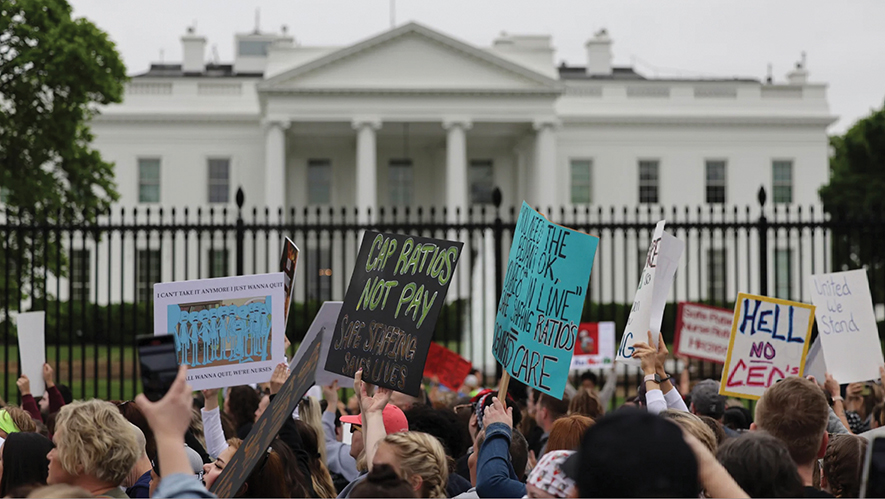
(492, 187, 504, 381)
(757, 186, 768, 296)
(235, 187, 245, 276)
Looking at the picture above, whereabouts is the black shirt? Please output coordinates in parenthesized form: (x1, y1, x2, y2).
(804, 485, 835, 497)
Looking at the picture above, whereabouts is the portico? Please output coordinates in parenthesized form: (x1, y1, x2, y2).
(257, 22, 563, 217)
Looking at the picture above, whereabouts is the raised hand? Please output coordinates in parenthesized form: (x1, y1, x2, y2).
(483, 396, 513, 429)
(269, 362, 289, 395)
(202, 387, 220, 411)
(355, 369, 391, 415)
(42, 363, 55, 388)
(323, 381, 339, 412)
(16, 375, 30, 396)
(632, 340, 658, 375)
(654, 331, 669, 371)
(824, 373, 841, 398)
(136, 365, 194, 440)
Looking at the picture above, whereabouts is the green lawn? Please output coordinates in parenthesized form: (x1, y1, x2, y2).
(0, 344, 141, 402)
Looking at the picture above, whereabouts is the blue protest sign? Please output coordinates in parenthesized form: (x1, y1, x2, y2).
(493, 202, 599, 398)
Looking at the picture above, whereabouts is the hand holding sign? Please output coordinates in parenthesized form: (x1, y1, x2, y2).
(136, 365, 194, 478)
(355, 368, 392, 415)
(631, 333, 658, 376)
(483, 397, 513, 429)
(16, 375, 31, 396)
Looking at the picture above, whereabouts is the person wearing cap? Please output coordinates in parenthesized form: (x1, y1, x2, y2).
(321, 382, 360, 483)
(561, 409, 748, 497)
(632, 331, 689, 416)
(0, 408, 21, 444)
(335, 369, 409, 499)
(690, 379, 741, 438)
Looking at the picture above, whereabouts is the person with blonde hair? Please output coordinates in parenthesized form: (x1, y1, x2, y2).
(372, 431, 449, 499)
(47, 399, 140, 497)
(299, 396, 329, 463)
(659, 409, 719, 454)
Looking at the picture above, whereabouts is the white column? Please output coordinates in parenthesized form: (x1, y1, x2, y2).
(352, 119, 381, 223)
(263, 120, 288, 213)
(443, 119, 472, 221)
(533, 119, 559, 213)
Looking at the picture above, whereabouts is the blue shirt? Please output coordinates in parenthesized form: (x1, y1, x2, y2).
(125, 470, 152, 498)
(476, 423, 526, 499)
(152, 474, 215, 499)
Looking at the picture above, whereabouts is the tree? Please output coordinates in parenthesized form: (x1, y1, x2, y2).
(819, 102, 885, 282)
(0, 0, 126, 307)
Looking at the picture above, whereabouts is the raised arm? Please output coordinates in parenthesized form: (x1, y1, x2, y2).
(355, 369, 391, 472)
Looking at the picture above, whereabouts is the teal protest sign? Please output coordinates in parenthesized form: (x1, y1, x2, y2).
(493, 202, 599, 398)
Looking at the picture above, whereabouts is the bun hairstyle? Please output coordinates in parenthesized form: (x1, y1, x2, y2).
(381, 432, 448, 498)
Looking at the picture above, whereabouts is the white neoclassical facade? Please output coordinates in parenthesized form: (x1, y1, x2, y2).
(93, 22, 836, 216)
(45, 22, 839, 370)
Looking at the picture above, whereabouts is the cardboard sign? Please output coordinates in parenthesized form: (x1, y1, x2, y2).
(673, 302, 733, 364)
(325, 231, 463, 396)
(153, 273, 286, 390)
(720, 293, 815, 400)
(17, 311, 46, 397)
(210, 332, 322, 497)
(289, 301, 352, 387)
(280, 238, 300, 325)
(570, 322, 616, 370)
(423, 342, 472, 391)
(617, 221, 685, 365)
(493, 202, 599, 398)
(809, 269, 885, 383)
(804, 336, 827, 383)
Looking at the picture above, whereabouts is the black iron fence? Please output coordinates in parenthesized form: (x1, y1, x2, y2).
(2, 186, 883, 407)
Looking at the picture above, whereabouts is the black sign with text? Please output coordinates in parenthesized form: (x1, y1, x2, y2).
(209, 332, 322, 497)
(324, 231, 463, 396)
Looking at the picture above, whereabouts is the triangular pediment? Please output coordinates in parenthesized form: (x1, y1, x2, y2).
(260, 22, 561, 94)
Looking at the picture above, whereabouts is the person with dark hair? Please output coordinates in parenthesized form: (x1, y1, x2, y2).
(561, 409, 747, 498)
(350, 464, 416, 498)
(294, 419, 337, 498)
(0, 432, 55, 497)
(821, 434, 868, 498)
(697, 414, 727, 446)
(579, 371, 598, 390)
(532, 393, 568, 456)
(225, 386, 260, 439)
(567, 389, 604, 420)
(723, 405, 752, 432)
(16, 363, 66, 425)
(716, 430, 804, 498)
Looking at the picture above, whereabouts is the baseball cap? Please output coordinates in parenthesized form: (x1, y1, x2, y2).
(690, 379, 726, 419)
(340, 404, 409, 434)
(561, 409, 698, 497)
(184, 445, 205, 480)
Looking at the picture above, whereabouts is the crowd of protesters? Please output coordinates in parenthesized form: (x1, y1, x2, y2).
(1, 329, 885, 498)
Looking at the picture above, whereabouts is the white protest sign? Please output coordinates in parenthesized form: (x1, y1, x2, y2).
(289, 301, 352, 387)
(570, 322, 616, 370)
(804, 336, 827, 383)
(720, 293, 815, 400)
(809, 269, 884, 383)
(17, 311, 46, 397)
(673, 302, 733, 364)
(154, 273, 286, 390)
(616, 221, 685, 365)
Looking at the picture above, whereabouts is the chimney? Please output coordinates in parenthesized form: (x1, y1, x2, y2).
(786, 52, 808, 85)
(585, 29, 612, 76)
(181, 26, 206, 74)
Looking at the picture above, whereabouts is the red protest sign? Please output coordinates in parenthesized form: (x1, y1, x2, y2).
(423, 342, 472, 391)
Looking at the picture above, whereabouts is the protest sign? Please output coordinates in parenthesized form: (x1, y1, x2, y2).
(617, 221, 685, 365)
(423, 342, 472, 391)
(153, 273, 286, 390)
(673, 302, 733, 364)
(570, 322, 616, 370)
(280, 238, 300, 325)
(803, 336, 827, 383)
(493, 202, 599, 398)
(325, 231, 463, 396)
(211, 332, 322, 498)
(17, 311, 46, 397)
(289, 301, 352, 387)
(720, 293, 815, 400)
(809, 269, 884, 383)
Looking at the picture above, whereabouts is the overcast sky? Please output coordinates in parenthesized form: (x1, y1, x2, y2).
(70, 0, 884, 134)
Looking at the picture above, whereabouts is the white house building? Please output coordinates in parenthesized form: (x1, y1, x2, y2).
(68, 22, 837, 367)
